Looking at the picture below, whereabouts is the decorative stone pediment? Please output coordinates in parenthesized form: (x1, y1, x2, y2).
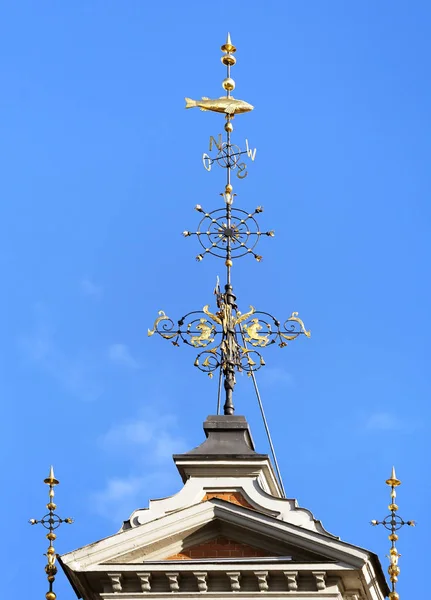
(59, 417, 389, 600)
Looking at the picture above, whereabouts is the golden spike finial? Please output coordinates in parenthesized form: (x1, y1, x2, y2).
(386, 466, 401, 487)
(371, 467, 415, 600)
(30, 467, 73, 600)
(44, 465, 59, 486)
(221, 32, 236, 54)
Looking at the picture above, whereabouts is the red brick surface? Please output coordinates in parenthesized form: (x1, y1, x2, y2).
(167, 535, 268, 560)
(201, 491, 254, 509)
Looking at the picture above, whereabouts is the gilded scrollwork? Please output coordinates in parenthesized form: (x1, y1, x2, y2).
(148, 296, 310, 379)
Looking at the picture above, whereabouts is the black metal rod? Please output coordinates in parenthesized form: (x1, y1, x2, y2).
(239, 326, 286, 498)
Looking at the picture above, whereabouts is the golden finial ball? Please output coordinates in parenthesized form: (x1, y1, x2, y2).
(225, 259, 233, 267)
(46, 592, 56, 600)
(222, 77, 235, 91)
(226, 184, 233, 193)
(224, 121, 233, 133)
(47, 532, 56, 541)
(221, 54, 236, 66)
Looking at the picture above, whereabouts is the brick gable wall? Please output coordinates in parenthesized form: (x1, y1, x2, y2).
(167, 535, 268, 560)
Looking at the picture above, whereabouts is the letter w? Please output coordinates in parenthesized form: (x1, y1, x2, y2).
(245, 139, 257, 161)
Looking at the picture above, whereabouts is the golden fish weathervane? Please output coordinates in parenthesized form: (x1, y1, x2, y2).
(185, 96, 254, 115)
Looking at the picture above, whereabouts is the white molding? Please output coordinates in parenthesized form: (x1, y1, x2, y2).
(68, 562, 354, 573)
(100, 594, 343, 600)
(126, 475, 331, 537)
(61, 501, 368, 571)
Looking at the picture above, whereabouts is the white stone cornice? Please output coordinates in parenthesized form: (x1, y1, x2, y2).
(61, 500, 371, 571)
(126, 473, 334, 537)
(100, 594, 344, 599)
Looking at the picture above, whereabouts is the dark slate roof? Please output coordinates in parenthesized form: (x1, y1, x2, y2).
(173, 415, 268, 459)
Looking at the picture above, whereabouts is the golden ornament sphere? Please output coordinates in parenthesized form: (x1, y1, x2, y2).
(47, 546, 55, 555)
(225, 259, 233, 267)
(389, 533, 398, 541)
(46, 592, 56, 600)
(47, 532, 56, 541)
(224, 121, 233, 133)
(388, 593, 399, 600)
(47, 502, 56, 510)
(221, 54, 236, 66)
(226, 184, 233, 193)
(222, 77, 235, 91)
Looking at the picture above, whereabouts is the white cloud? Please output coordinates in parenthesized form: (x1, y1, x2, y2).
(108, 343, 139, 369)
(101, 412, 187, 461)
(91, 473, 167, 523)
(80, 277, 102, 298)
(93, 410, 188, 522)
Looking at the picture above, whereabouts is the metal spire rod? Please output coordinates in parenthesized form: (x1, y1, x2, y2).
(240, 326, 286, 497)
(148, 34, 310, 415)
(29, 466, 73, 600)
(371, 467, 415, 600)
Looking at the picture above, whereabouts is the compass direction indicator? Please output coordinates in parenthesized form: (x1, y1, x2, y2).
(149, 33, 310, 416)
(202, 136, 256, 178)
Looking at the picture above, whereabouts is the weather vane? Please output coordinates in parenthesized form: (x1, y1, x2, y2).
(29, 466, 73, 600)
(148, 33, 310, 416)
(371, 467, 415, 600)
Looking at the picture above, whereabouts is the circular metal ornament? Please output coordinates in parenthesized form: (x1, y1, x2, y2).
(196, 207, 261, 259)
(381, 514, 406, 531)
(215, 142, 242, 169)
(39, 513, 63, 530)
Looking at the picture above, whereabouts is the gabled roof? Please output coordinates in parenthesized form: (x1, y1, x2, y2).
(60, 498, 388, 599)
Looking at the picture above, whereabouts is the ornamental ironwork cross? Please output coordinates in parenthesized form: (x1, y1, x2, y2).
(370, 467, 415, 600)
(148, 34, 310, 415)
(29, 467, 73, 600)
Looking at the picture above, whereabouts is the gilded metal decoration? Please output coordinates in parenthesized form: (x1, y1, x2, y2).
(29, 466, 73, 600)
(149, 33, 310, 415)
(371, 467, 415, 600)
(185, 96, 254, 114)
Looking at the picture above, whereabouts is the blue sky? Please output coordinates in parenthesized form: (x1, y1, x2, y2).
(1, 2, 429, 598)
